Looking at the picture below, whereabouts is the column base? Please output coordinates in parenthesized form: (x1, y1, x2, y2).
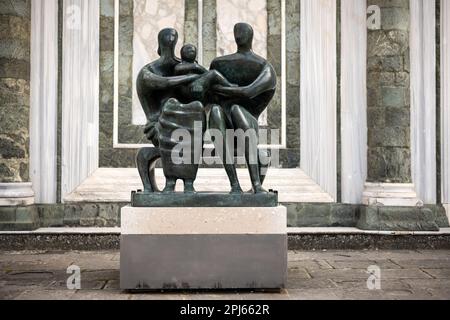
(120, 206, 287, 290)
(362, 183, 422, 207)
(0, 183, 35, 207)
(357, 205, 440, 231)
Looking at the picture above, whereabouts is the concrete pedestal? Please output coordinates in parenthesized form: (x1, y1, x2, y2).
(120, 206, 287, 290)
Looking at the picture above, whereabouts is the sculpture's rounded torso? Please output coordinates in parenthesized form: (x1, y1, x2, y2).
(136, 57, 179, 123)
(210, 52, 276, 119)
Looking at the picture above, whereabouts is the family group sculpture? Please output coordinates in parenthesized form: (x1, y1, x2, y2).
(135, 23, 277, 196)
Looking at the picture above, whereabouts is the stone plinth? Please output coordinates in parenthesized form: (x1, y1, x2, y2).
(131, 190, 278, 207)
(120, 206, 287, 290)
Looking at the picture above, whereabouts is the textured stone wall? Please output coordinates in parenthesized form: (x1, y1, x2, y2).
(202, 0, 217, 68)
(184, 0, 199, 50)
(284, 0, 300, 167)
(367, 0, 411, 183)
(99, 0, 136, 167)
(267, 0, 300, 168)
(0, 0, 31, 182)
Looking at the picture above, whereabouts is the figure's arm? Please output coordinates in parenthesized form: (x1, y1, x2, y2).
(174, 63, 207, 76)
(141, 68, 201, 90)
(212, 64, 276, 99)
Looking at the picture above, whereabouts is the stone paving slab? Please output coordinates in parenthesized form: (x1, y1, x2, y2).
(0, 250, 449, 300)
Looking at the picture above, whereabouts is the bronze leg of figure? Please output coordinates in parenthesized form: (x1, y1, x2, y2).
(136, 147, 161, 193)
(230, 105, 267, 194)
(184, 179, 195, 193)
(163, 178, 177, 193)
(258, 149, 270, 186)
(209, 105, 243, 194)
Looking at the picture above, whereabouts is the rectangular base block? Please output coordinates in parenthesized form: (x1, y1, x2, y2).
(120, 206, 287, 290)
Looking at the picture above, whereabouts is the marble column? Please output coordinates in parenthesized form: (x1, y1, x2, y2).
(300, 0, 337, 201)
(341, 0, 367, 204)
(61, 0, 99, 199)
(30, 0, 59, 204)
(0, 0, 35, 206)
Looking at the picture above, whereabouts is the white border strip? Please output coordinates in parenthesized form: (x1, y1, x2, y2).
(61, 0, 100, 199)
(410, 0, 437, 204)
(340, 0, 367, 204)
(113, 0, 287, 149)
(30, 0, 59, 204)
(300, 0, 337, 201)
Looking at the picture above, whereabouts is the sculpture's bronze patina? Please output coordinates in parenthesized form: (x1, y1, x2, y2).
(209, 23, 277, 194)
(134, 23, 277, 202)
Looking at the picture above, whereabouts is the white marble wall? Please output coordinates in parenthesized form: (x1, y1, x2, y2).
(30, 0, 59, 204)
(216, 0, 269, 126)
(410, 0, 436, 204)
(216, 0, 267, 58)
(300, 0, 337, 201)
(340, 0, 367, 204)
(442, 0, 450, 213)
(61, 0, 99, 199)
(132, 0, 185, 125)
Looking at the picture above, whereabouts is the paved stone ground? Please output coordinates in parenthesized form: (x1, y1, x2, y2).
(1, 250, 449, 300)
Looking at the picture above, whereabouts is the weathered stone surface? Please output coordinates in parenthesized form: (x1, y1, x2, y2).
(0, 58, 29, 79)
(0, 1, 30, 183)
(0, 15, 30, 41)
(0, 78, 30, 106)
(1, 249, 450, 299)
(367, 147, 411, 182)
(99, 148, 136, 168)
(367, 107, 385, 128)
(0, 0, 30, 17)
(267, 34, 281, 75)
(100, 16, 114, 52)
(0, 136, 26, 159)
(0, 39, 30, 61)
(357, 206, 440, 231)
(37, 205, 65, 227)
(367, 0, 411, 183)
(0, 206, 37, 231)
(0, 163, 15, 180)
(286, 117, 300, 149)
(381, 86, 408, 107)
(267, 0, 282, 36)
(385, 107, 410, 127)
(278, 149, 300, 169)
(97, 203, 122, 227)
(368, 126, 410, 147)
(100, 0, 114, 17)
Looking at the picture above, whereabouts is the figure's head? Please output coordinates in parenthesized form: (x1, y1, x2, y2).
(234, 23, 254, 49)
(157, 28, 178, 56)
(180, 44, 197, 63)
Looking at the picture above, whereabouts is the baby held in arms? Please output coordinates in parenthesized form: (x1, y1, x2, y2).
(174, 44, 237, 102)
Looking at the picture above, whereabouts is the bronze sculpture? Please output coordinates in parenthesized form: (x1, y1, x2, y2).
(135, 23, 277, 198)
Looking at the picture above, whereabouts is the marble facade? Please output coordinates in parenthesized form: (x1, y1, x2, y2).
(1, 0, 450, 232)
(132, 0, 185, 125)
